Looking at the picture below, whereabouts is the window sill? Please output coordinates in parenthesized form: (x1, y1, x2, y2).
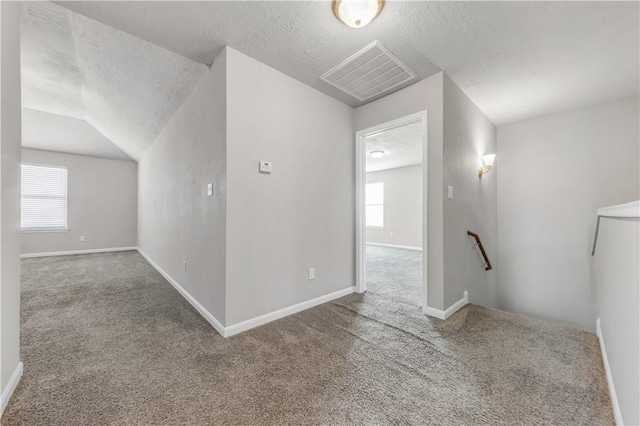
(21, 228, 69, 234)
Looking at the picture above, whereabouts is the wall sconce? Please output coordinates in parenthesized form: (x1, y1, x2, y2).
(478, 154, 496, 178)
(333, 0, 385, 28)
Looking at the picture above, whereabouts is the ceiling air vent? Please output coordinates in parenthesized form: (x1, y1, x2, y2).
(320, 41, 417, 102)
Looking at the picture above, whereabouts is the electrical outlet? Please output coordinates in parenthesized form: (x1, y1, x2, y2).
(207, 183, 213, 196)
(183, 260, 187, 272)
(79, 235, 85, 242)
(308, 267, 315, 280)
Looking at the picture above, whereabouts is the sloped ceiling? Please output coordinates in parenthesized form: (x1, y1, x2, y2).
(57, 1, 639, 126)
(22, 109, 132, 161)
(21, 2, 208, 161)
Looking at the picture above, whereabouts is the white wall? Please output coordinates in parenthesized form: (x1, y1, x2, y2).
(21, 149, 137, 255)
(366, 165, 422, 248)
(138, 49, 227, 323)
(497, 97, 640, 330)
(593, 215, 639, 425)
(355, 72, 498, 312)
(0, 0, 22, 407)
(442, 74, 498, 309)
(225, 47, 355, 326)
(355, 73, 445, 310)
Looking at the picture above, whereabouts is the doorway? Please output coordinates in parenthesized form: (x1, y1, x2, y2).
(355, 111, 428, 309)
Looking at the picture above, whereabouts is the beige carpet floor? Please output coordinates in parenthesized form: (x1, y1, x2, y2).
(3, 251, 613, 425)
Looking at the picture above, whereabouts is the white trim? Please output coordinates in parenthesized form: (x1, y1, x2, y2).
(424, 291, 469, 320)
(138, 248, 355, 338)
(366, 242, 422, 251)
(596, 318, 623, 425)
(1, 362, 23, 417)
(597, 200, 640, 218)
(136, 248, 225, 336)
(224, 286, 356, 337)
(356, 110, 428, 299)
(20, 247, 137, 258)
(21, 228, 69, 233)
(592, 200, 640, 255)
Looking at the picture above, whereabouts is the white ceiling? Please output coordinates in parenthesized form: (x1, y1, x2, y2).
(57, 1, 639, 126)
(366, 121, 422, 173)
(22, 1, 638, 161)
(21, 2, 208, 160)
(22, 109, 132, 161)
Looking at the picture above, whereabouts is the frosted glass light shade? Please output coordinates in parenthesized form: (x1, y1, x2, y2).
(481, 154, 496, 168)
(333, 0, 385, 29)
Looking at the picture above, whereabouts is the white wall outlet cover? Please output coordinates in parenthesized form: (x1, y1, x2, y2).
(308, 267, 315, 280)
(447, 186, 454, 199)
(207, 183, 213, 196)
(259, 161, 273, 173)
(79, 235, 85, 242)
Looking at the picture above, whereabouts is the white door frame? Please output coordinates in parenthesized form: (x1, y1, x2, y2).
(355, 111, 428, 308)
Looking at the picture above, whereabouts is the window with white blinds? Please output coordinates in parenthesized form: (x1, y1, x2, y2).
(21, 164, 68, 231)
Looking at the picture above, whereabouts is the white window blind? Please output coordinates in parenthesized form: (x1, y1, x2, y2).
(21, 164, 68, 231)
(366, 182, 384, 228)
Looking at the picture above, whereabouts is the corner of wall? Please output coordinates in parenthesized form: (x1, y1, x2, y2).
(0, 0, 23, 401)
(441, 73, 498, 310)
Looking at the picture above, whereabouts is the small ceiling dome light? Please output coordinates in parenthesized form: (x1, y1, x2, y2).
(478, 154, 496, 178)
(369, 150, 385, 159)
(333, 0, 385, 29)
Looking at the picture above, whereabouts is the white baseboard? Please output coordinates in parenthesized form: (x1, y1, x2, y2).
(1, 361, 23, 417)
(424, 290, 469, 320)
(136, 248, 226, 336)
(596, 318, 623, 425)
(137, 248, 356, 338)
(366, 242, 422, 251)
(224, 286, 356, 337)
(21, 247, 137, 259)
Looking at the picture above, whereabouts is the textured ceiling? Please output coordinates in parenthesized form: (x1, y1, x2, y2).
(22, 109, 132, 161)
(366, 121, 422, 173)
(21, 2, 208, 160)
(57, 1, 639, 126)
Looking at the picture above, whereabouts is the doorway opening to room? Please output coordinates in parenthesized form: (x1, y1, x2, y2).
(355, 111, 427, 310)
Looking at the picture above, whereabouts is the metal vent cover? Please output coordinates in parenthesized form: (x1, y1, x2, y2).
(320, 41, 417, 102)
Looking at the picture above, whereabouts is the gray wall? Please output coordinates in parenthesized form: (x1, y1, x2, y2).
(497, 97, 640, 330)
(0, 0, 22, 399)
(593, 216, 639, 425)
(21, 149, 137, 255)
(225, 48, 355, 326)
(443, 74, 498, 309)
(355, 72, 445, 310)
(138, 49, 227, 323)
(366, 165, 422, 248)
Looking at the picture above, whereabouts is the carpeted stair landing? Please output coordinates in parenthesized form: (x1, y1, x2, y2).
(3, 251, 614, 425)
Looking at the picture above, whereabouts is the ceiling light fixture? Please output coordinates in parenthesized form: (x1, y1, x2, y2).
(369, 150, 385, 159)
(333, 0, 385, 29)
(478, 154, 496, 178)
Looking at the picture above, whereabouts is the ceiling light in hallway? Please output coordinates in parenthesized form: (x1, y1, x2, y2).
(333, 0, 385, 28)
(369, 150, 385, 159)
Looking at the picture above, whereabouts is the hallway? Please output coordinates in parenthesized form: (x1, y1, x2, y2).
(4, 252, 614, 425)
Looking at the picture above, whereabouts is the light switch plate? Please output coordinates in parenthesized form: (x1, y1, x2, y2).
(447, 186, 454, 199)
(308, 267, 315, 280)
(79, 235, 85, 242)
(259, 161, 273, 174)
(207, 183, 213, 196)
